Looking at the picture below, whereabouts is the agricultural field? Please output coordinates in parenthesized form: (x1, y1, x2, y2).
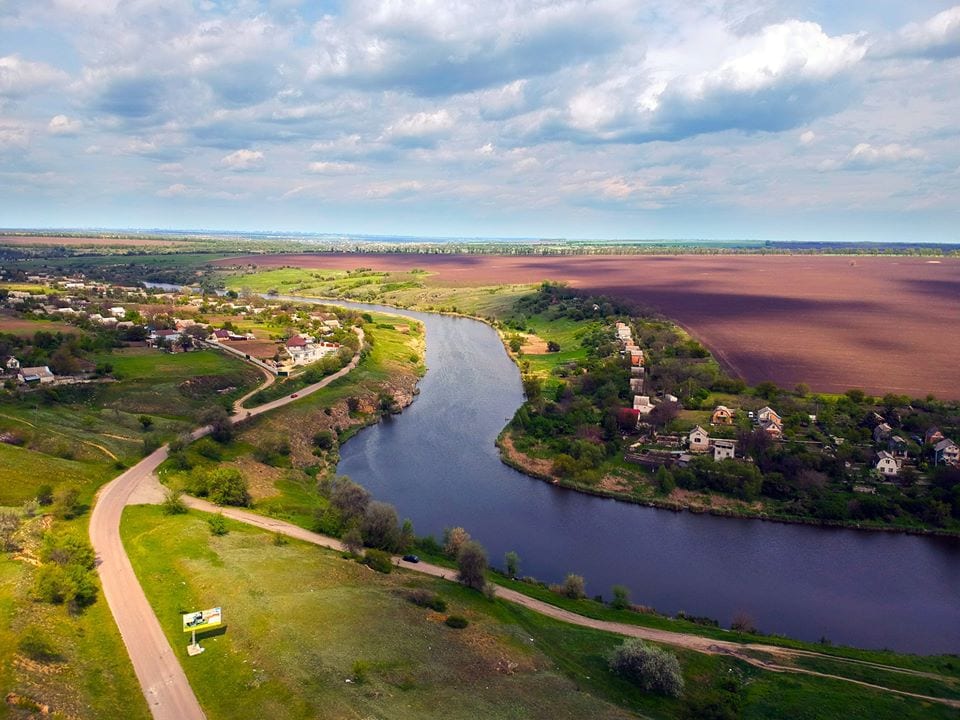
(120, 506, 960, 720)
(215, 253, 960, 400)
(0, 313, 80, 337)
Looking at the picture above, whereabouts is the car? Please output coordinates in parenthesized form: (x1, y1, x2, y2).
(290, 393, 299, 398)
(402, 554, 420, 563)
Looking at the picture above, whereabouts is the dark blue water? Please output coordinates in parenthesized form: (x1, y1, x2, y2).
(322, 301, 960, 654)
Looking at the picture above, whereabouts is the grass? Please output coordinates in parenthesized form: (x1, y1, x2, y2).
(0, 515, 150, 720)
(93, 347, 263, 418)
(120, 505, 960, 720)
(120, 506, 636, 720)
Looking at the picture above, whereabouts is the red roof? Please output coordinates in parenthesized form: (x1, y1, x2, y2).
(286, 335, 307, 347)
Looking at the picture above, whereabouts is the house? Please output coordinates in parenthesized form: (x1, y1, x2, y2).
(711, 405, 735, 425)
(629, 377, 644, 394)
(285, 337, 341, 367)
(19, 366, 55, 384)
(875, 451, 901, 477)
(756, 406, 782, 427)
(286, 334, 311, 348)
(933, 439, 959, 466)
(617, 408, 641, 430)
(713, 439, 737, 461)
(924, 427, 945, 446)
(873, 423, 893, 443)
(109, 306, 126, 318)
(4, 356, 19, 373)
(322, 319, 341, 330)
(149, 329, 182, 346)
(633, 395, 655, 415)
(759, 419, 783, 439)
(888, 435, 909, 459)
(211, 329, 231, 342)
(688, 425, 710, 453)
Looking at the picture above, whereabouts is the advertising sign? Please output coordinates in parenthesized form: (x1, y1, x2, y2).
(182, 607, 222, 633)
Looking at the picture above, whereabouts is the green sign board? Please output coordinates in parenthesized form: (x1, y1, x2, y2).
(182, 607, 222, 633)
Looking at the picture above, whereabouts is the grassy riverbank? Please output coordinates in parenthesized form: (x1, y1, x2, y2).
(120, 505, 960, 720)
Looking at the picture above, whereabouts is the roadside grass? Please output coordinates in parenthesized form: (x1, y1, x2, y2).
(0, 442, 110, 506)
(121, 506, 959, 720)
(120, 506, 635, 720)
(0, 516, 150, 720)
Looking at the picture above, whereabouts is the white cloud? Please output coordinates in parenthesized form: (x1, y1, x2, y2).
(48, 114, 82, 135)
(821, 142, 927, 171)
(799, 130, 816, 145)
(0, 121, 28, 148)
(221, 148, 264, 170)
(384, 109, 454, 142)
(306, 161, 361, 174)
(879, 5, 960, 59)
(157, 183, 190, 197)
(0, 54, 67, 98)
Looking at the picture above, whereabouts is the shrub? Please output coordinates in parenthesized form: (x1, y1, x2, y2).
(444, 615, 469, 629)
(36, 484, 54, 506)
(341, 526, 364, 556)
(403, 588, 447, 612)
(193, 437, 222, 461)
(443, 526, 471, 558)
(33, 563, 98, 608)
(731, 612, 757, 634)
(207, 513, 228, 536)
(41, 532, 95, 569)
(352, 659, 370, 683)
(363, 548, 393, 574)
(18, 626, 62, 663)
(312, 430, 336, 451)
(0, 511, 21, 551)
(504, 551, 520, 578)
(206, 468, 250, 506)
(272, 533, 288, 546)
(608, 639, 684, 697)
(161, 487, 187, 515)
(51, 487, 82, 520)
(361, 501, 400, 551)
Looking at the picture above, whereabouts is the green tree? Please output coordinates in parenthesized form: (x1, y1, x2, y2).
(610, 584, 631, 610)
(504, 551, 520, 578)
(206, 468, 250, 506)
(457, 540, 488, 590)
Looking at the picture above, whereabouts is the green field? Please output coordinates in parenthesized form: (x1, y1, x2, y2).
(120, 506, 959, 720)
(0, 516, 149, 720)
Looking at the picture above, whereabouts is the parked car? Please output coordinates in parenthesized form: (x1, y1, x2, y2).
(402, 554, 420, 563)
(290, 393, 299, 398)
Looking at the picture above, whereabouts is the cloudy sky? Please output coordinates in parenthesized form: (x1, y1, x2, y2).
(1, 1, 959, 241)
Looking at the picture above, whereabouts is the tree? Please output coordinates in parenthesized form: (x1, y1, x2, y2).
(330, 476, 370, 521)
(36, 484, 54, 506)
(547, 340, 561, 352)
(138, 414, 154, 431)
(361, 501, 400, 551)
(608, 639, 684, 697)
(649, 402, 680, 429)
(504, 551, 520, 578)
(457, 540, 488, 590)
(656, 466, 676, 494)
(341, 526, 363, 555)
(610, 584, 631, 610)
(199, 406, 233, 443)
(443, 526, 471, 558)
(560, 573, 586, 599)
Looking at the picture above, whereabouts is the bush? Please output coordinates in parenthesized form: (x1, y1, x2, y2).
(18, 626, 62, 663)
(36, 484, 54, 506)
(207, 513, 229, 536)
(608, 639, 684, 697)
(313, 430, 336, 451)
(33, 562, 98, 608)
(51, 486, 82, 520)
(444, 615, 469, 629)
(363, 548, 393, 574)
(361, 501, 400, 551)
(0, 511, 21, 552)
(41, 531, 95, 569)
(443, 526, 471, 558)
(193, 437, 222, 461)
(403, 588, 447, 612)
(557, 573, 586, 599)
(161, 487, 187, 515)
(206, 468, 250, 507)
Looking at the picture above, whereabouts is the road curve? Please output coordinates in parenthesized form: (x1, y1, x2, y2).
(89, 328, 363, 720)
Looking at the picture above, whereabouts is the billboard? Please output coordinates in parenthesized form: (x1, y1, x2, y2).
(182, 607, 222, 633)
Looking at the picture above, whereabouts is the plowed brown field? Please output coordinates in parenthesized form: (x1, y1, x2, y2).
(218, 253, 960, 399)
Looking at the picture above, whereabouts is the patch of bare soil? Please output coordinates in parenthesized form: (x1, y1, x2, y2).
(521, 333, 549, 353)
(499, 434, 556, 480)
(598, 474, 632, 493)
(228, 456, 284, 500)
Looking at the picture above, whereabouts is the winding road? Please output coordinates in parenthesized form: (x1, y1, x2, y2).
(88, 330, 363, 720)
(89, 325, 959, 718)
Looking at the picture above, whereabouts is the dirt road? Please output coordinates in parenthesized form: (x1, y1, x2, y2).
(89, 330, 363, 720)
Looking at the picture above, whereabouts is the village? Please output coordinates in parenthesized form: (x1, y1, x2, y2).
(611, 320, 959, 488)
(0, 271, 353, 390)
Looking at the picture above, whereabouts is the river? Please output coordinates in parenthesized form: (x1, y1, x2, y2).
(312, 300, 958, 655)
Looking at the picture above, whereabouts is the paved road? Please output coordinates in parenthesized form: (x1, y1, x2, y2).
(89, 329, 363, 720)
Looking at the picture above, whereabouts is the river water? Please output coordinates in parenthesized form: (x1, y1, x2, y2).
(282, 298, 958, 653)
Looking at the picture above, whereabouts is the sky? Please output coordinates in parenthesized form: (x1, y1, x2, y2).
(1, 1, 959, 242)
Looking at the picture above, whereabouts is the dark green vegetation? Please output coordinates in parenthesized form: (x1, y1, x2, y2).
(500, 284, 960, 535)
(120, 505, 960, 720)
